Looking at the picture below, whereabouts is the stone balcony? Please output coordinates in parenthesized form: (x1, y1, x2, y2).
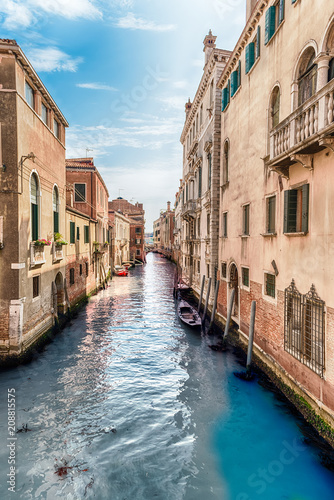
(181, 200, 196, 220)
(268, 79, 334, 178)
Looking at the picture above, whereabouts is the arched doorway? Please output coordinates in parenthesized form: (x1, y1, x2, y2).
(229, 263, 239, 317)
(55, 272, 65, 315)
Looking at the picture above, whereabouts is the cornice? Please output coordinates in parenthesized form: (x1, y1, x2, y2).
(217, 0, 268, 89)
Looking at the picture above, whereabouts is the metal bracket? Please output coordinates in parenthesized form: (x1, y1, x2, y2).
(290, 154, 313, 171)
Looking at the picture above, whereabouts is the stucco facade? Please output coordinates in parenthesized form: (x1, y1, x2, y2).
(0, 39, 68, 357)
(217, 0, 334, 422)
(109, 210, 130, 267)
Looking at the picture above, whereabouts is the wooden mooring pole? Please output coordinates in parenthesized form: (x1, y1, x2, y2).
(246, 301, 256, 376)
(202, 277, 212, 325)
(198, 275, 206, 313)
(208, 280, 220, 333)
(223, 288, 235, 341)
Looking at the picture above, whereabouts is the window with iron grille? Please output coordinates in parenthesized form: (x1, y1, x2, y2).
(284, 184, 309, 234)
(242, 204, 250, 235)
(222, 212, 228, 238)
(136, 249, 140, 256)
(284, 280, 325, 376)
(33, 275, 40, 298)
(265, 272, 275, 298)
(221, 262, 227, 278)
(242, 267, 249, 287)
(266, 195, 276, 234)
(70, 222, 75, 244)
(70, 268, 75, 285)
(85, 262, 89, 275)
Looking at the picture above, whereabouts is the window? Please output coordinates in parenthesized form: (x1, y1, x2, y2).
(136, 249, 141, 256)
(70, 268, 75, 285)
(221, 262, 227, 278)
(30, 173, 39, 241)
(298, 50, 317, 106)
(80, 264, 83, 275)
(256, 25, 261, 59)
(242, 267, 249, 287)
(198, 166, 202, 197)
(222, 212, 228, 237)
(265, 272, 275, 298)
(84, 225, 89, 244)
(210, 79, 214, 105)
(245, 42, 255, 74)
(85, 262, 89, 275)
(284, 280, 325, 376)
(136, 239, 141, 244)
(283, 184, 309, 234)
(208, 153, 212, 189)
(135, 227, 141, 234)
(242, 204, 250, 235)
(74, 183, 86, 202)
(197, 216, 200, 236)
(223, 140, 229, 184)
(328, 58, 334, 82)
(54, 119, 60, 139)
(53, 187, 59, 234)
(266, 195, 276, 234)
(70, 222, 75, 244)
(222, 80, 230, 111)
(231, 61, 241, 97)
(271, 87, 280, 129)
(265, 1, 284, 45)
(33, 276, 40, 298)
(41, 103, 48, 125)
(77, 226, 80, 241)
(25, 81, 34, 109)
(207, 213, 210, 236)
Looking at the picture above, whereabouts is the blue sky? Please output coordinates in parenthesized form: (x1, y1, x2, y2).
(0, 0, 245, 230)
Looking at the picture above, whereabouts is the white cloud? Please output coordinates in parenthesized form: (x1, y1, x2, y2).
(30, 0, 102, 20)
(76, 82, 118, 91)
(0, 0, 33, 29)
(116, 13, 176, 32)
(156, 96, 187, 110)
(173, 80, 188, 89)
(28, 47, 83, 72)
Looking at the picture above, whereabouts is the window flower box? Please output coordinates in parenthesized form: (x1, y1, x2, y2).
(30, 242, 47, 267)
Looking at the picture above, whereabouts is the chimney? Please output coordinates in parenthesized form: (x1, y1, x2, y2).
(246, 0, 257, 22)
(167, 201, 171, 212)
(203, 29, 217, 66)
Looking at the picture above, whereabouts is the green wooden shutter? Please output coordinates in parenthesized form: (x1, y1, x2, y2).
(231, 70, 238, 96)
(84, 225, 89, 243)
(53, 211, 59, 233)
(238, 60, 241, 87)
(279, 0, 284, 25)
(245, 43, 255, 73)
(256, 26, 261, 59)
(70, 221, 75, 243)
(265, 6, 276, 44)
(291, 0, 297, 3)
(227, 79, 230, 103)
(283, 190, 298, 233)
(31, 203, 38, 241)
(222, 88, 226, 111)
(301, 183, 309, 233)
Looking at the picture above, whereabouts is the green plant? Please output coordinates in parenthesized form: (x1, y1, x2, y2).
(54, 233, 68, 246)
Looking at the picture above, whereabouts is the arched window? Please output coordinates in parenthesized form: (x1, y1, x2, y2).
(329, 58, 334, 82)
(30, 173, 39, 241)
(53, 186, 59, 234)
(223, 140, 229, 184)
(271, 86, 280, 129)
(298, 49, 317, 106)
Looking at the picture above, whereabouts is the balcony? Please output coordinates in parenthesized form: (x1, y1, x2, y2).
(52, 242, 64, 263)
(30, 242, 46, 267)
(268, 79, 334, 178)
(181, 200, 196, 220)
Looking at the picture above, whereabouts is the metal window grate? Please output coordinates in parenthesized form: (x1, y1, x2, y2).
(221, 262, 227, 278)
(284, 280, 325, 376)
(242, 267, 249, 287)
(265, 273, 275, 297)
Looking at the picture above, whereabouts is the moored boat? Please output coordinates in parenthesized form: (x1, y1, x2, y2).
(114, 265, 128, 276)
(177, 299, 202, 329)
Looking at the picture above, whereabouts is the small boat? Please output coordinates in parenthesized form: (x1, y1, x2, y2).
(114, 265, 128, 276)
(177, 300, 202, 329)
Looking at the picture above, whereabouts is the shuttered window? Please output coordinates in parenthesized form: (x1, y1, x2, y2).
(278, 0, 285, 25)
(265, 6, 276, 44)
(198, 166, 202, 197)
(30, 173, 39, 241)
(256, 26, 261, 59)
(283, 184, 309, 234)
(231, 70, 239, 97)
(53, 187, 59, 234)
(70, 222, 75, 244)
(84, 225, 89, 243)
(245, 42, 255, 74)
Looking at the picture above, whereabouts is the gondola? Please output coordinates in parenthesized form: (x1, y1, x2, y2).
(177, 299, 202, 329)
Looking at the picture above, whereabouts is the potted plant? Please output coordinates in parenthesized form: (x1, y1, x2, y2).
(54, 233, 68, 246)
(34, 238, 51, 246)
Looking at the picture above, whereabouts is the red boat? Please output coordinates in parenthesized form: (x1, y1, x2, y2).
(114, 266, 128, 276)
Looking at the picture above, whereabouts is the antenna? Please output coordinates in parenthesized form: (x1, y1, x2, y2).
(86, 148, 93, 158)
(118, 188, 125, 197)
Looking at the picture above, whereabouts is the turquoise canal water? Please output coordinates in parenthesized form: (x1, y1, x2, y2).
(0, 252, 334, 499)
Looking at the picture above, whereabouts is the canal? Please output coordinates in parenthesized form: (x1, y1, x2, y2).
(1, 252, 334, 499)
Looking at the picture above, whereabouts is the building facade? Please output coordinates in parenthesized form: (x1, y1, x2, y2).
(108, 210, 130, 267)
(0, 39, 68, 357)
(179, 32, 231, 294)
(217, 0, 334, 423)
(153, 202, 174, 258)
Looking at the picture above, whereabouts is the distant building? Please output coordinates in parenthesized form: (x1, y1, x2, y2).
(108, 198, 145, 263)
(153, 202, 174, 259)
(0, 39, 68, 357)
(108, 209, 130, 266)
